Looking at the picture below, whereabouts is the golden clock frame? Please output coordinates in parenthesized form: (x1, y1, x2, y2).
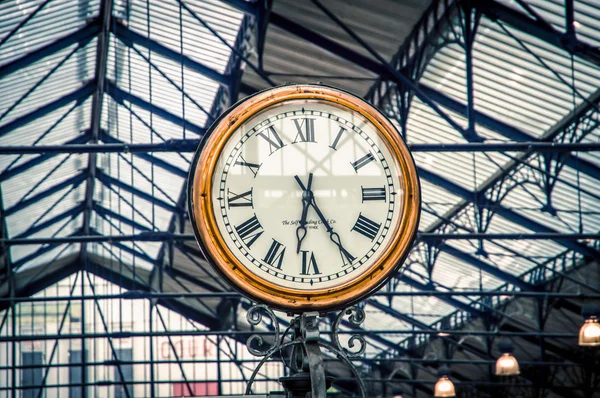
(189, 84, 420, 313)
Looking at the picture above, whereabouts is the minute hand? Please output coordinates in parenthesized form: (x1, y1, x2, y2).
(308, 197, 355, 265)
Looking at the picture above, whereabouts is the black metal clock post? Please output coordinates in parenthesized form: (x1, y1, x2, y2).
(244, 305, 368, 398)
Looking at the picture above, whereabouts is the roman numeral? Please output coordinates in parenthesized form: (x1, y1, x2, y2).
(329, 126, 346, 150)
(227, 188, 253, 209)
(235, 155, 261, 177)
(351, 213, 381, 241)
(257, 125, 286, 155)
(263, 239, 286, 269)
(235, 215, 263, 248)
(361, 186, 386, 202)
(292, 118, 316, 143)
(300, 251, 321, 275)
(351, 153, 375, 172)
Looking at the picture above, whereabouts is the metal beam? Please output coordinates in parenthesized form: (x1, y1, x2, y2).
(93, 203, 152, 232)
(0, 0, 54, 49)
(0, 83, 94, 138)
(91, 233, 155, 267)
(419, 84, 530, 142)
(112, 22, 230, 86)
(269, 12, 386, 76)
(166, 266, 222, 294)
(420, 83, 600, 181)
(397, 273, 484, 318)
(0, 260, 81, 313)
(4, 173, 87, 217)
(12, 205, 84, 240)
(481, 0, 600, 67)
(96, 170, 180, 213)
(10, 232, 78, 269)
(217, 0, 261, 15)
(5, 140, 600, 155)
(0, 135, 90, 182)
(87, 258, 221, 329)
(0, 22, 100, 79)
(5, 232, 600, 246)
(82, 0, 113, 260)
(2, 290, 598, 302)
(418, 167, 600, 261)
(439, 245, 533, 290)
(99, 132, 187, 178)
(85, 272, 132, 398)
(106, 81, 205, 135)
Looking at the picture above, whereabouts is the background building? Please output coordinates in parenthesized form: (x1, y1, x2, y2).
(0, 0, 599, 396)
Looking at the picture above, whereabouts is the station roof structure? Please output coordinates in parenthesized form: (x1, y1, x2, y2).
(1, 0, 600, 395)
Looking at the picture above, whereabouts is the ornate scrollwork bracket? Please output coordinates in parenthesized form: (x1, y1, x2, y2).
(332, 306, 367, 357)
(244, 304, 367, 398)
(245, 304, 281, 356)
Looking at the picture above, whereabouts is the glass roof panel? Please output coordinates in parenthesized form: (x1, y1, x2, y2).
(0, 0, 100, 65)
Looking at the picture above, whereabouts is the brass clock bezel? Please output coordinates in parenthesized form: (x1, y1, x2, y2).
(188, 84, 420, 313)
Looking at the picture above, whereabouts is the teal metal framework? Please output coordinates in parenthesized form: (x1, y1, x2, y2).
(1, 0, 600, 397)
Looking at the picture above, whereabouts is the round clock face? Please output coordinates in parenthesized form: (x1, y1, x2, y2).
(189, 85, 420, 312)
(213, 100, 401, 290)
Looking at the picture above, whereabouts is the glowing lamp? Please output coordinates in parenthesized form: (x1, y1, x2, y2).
(579, 317, 600, 347)
(495, 353, 520, 376)
(495, 339, 520, 376)
(579, 302, 600, 347)
(434, 366, 456, 397)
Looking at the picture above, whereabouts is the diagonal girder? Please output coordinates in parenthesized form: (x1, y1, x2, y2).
(419, 84, 600, 184)
(269, 11, 479, 142)
(0, 135, 90, 183)
(91, 230, 155, 265)
(106, 81, 205, 135)
(10, 231, 80, 270)
(99, 132, 187, 178)
(0, 83, 94, 138)
(13, 205, 85, 240)
(112, 22, 230, 86)
(82, 0, 113, 261)
(418, 167, 600, 261)
(0, 22, 100, 79)
(439, 245, 534, 291)
(4, 173, 87, 217)
(397, 273, 484, 318)
(95, 170, 180, 214)
(480, 0, 600, 68)
(93, 203, 152, 232)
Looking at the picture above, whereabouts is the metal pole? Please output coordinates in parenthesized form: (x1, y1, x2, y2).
(0, 329, 581, 342)
(0, 356, 583, 370)
(4, 141, 600, 155)
(3, 231, 600, 245)
(0, 290, 598, 303)
(85, 273, 132, 398)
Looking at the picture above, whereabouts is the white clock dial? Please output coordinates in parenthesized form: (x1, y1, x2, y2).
(211, 99, 404, 291)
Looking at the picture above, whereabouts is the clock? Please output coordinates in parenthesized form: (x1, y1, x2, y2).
(188, 84, 420, 313)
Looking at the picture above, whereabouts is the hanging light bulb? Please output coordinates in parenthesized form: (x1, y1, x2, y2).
(579, 302, 600, 347)
(495, 353, 520, 376)
(434, 366, 456, 397)
(495, 339, 520, 376)
(579, 317, 600, 347)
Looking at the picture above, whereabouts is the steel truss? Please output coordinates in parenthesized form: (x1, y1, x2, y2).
(1, 0, 600, 396)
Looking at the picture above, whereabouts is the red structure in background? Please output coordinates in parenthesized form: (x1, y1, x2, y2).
(172, 382, 219, 396)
